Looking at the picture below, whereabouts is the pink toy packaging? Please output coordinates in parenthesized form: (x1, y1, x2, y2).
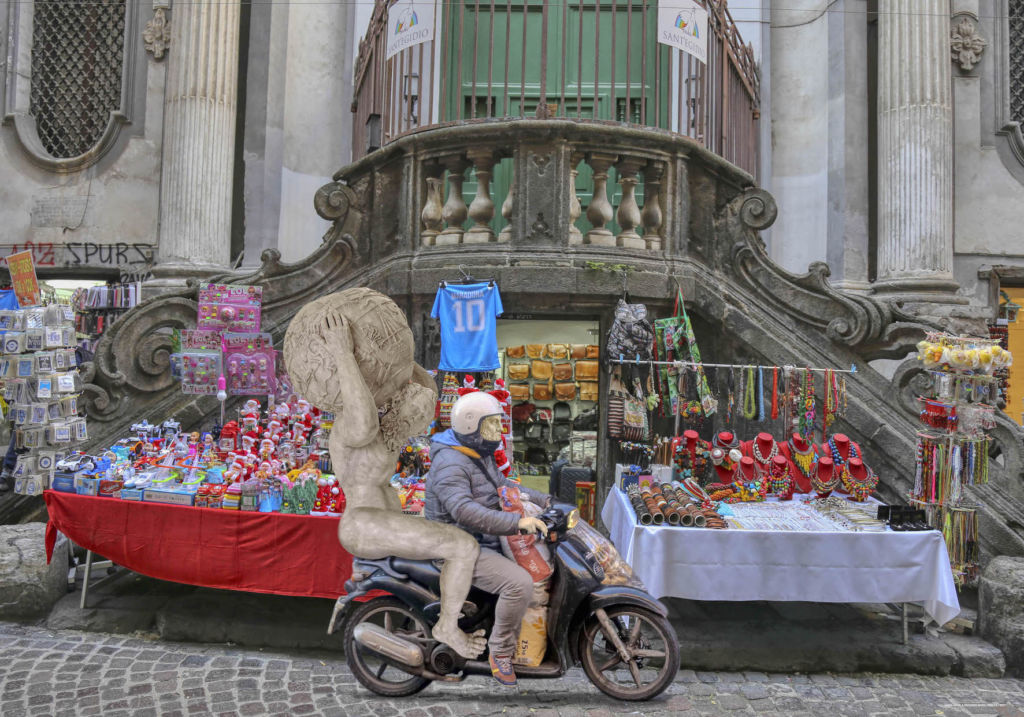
(222, 333, 276, 396)
(197, 283, 263, 333)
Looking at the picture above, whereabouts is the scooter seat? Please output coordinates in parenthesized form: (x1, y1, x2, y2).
(389, 557, 443, 591)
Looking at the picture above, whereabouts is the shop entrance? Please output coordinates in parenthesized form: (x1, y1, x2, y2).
(497, 317, 600, 515)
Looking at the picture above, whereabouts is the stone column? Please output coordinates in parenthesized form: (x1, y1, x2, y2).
(153, 0, 240, 280)
(875, 0, 959, 298)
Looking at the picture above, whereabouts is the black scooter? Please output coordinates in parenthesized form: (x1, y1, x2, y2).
(329, 504, 679, 701)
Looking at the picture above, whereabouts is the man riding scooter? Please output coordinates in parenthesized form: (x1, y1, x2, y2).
(425, 392, 553, 687)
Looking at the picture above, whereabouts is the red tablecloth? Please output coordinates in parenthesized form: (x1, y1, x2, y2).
(44, 490, 355, 599)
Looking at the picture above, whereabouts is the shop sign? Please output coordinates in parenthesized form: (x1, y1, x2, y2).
(386, 0, 436, 60)
(657, 0, 708, 64)
(5, 250, 41, 307)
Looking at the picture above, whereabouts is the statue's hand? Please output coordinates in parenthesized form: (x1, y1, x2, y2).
(321, 311, 354, 357)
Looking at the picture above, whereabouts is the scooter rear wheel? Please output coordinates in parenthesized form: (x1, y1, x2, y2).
(344, 597, 433, 697)
(579, 605, 680, 701)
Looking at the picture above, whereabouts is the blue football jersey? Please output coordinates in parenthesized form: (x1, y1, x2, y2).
(431, 282, 504, 371)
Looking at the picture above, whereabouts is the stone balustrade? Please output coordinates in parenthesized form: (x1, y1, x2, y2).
(399, 123, 682, 252)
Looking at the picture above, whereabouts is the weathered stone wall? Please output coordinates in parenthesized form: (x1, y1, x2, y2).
(0, 523, 69, 619)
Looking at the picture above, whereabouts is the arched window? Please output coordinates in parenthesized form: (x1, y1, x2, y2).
(29, 0, 127, 159)
(1012, 0, 1024, 123)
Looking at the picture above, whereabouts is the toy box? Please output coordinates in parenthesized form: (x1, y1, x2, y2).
(143, 486, 197, 506)
(120, 488, 145, 501)
(197, 283, 262, 333)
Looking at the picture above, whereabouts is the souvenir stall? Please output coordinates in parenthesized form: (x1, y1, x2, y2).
(596, 288, 1012, 633)
(42, 283, 362, 602)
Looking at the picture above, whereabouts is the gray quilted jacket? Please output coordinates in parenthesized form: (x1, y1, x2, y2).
(424, 433, 550, 551)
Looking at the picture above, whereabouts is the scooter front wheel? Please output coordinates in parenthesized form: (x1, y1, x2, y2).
(343, 597, 433, 697)
(579, 605, 680, 701)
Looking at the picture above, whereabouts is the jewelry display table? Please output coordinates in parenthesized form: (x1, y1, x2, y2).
(602, 488, 960, 628)
(44, 491, 355, 602)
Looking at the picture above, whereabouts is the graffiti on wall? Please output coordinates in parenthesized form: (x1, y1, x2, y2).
(0, 242, 155, 281)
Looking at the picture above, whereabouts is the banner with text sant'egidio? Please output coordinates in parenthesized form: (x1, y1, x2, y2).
(386, 0, 436, 61)
(657, 0, 708, 64)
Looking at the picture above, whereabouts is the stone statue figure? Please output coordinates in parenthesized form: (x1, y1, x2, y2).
(284, 288, 486, 659)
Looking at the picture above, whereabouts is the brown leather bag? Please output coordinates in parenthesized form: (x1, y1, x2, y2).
(553, 362, 573, 381)
(585, 345, 600, 359)
(547, 344, 569, 359)
(509, 383, 530, 401)
(570, 344, 588, 359)
(506, 345, 526, 359)
(555, 382, 577, 401)
(533, 384, 553, 401)
(526, 344, 546, 359)
(575, 360, 599, 380)
(579, 381, 599, 402)
(531, 360, 552, 381)
(507, 363, 530, 381)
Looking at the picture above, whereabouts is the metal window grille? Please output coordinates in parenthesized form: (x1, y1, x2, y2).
(29, 0, 127, 159)
(1012, 0, 1024, 124)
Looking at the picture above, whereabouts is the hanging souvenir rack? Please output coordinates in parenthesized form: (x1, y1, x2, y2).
(609, 357, 858, 374)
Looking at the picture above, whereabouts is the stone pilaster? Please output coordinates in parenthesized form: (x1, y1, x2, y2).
(152, 0, 240, 281)
(875, 0, 959, 299)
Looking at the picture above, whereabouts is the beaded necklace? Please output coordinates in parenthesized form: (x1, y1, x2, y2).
(743, 366, 757, 419)
(811, 462, 840, 494)
(789, 440, 818, 479)
(770, 367, 780, 421)
(751, 438, 778, 466)
(827, 436, 859, 493)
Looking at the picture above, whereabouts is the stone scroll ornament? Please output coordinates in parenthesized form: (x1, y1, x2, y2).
(283, 288, 486, 659)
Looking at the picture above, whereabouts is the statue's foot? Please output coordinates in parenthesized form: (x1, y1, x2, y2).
(433, 624, 486, 659)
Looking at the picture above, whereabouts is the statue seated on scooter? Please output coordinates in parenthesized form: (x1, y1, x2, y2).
(424, 391, 553, 687)
(284, 288, 487, 660)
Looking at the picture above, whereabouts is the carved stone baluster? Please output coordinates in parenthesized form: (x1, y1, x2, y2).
(438, 155, 469, 245)
(568, 152, 584, 245)
(615, 158, 644, 249)
(464, 149, 497, 243)
(641, 161, 665, 251)
(585, 152, 618, 246)
(499, 159, 514, 243)
(420, 164, 445, 246)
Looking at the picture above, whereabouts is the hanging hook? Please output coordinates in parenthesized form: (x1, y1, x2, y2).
(457, 265, 473, 282)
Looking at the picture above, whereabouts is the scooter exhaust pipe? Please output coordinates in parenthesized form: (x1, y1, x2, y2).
(353, 623, 424, 667)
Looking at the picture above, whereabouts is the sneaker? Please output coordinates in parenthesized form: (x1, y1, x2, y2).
(488, 653, 517, 687)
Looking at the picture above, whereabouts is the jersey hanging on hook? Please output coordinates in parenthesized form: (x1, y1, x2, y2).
(431, 281, 504, 372)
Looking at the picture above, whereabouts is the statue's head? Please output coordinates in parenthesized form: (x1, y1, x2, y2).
(284, 288, 437, 448)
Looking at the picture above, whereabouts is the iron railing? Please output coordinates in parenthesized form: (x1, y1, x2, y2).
(351, 0, 760, 177)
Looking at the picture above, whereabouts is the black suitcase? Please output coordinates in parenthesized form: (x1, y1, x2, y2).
(557, 465, 595, 504)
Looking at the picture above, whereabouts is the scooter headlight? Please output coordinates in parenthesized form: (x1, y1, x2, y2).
(566, 508, 580, 531)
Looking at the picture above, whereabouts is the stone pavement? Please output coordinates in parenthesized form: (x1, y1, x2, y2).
(2, 622, 1023, 717)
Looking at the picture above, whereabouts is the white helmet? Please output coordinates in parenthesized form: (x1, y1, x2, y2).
(450, 392, 503, 435)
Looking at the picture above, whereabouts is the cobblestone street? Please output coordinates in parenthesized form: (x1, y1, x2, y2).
(1, 622, 1023, 717)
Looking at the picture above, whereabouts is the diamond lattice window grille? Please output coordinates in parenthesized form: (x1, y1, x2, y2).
(29, 0, 127, 159)
(1012, 0, 1024, 124)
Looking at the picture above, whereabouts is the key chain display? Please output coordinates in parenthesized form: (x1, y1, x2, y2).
(909, 332, 1011, 587)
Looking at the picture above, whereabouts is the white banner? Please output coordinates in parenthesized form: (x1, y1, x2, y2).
(657, 0, 708, 64)
(386, 0, 436, 61)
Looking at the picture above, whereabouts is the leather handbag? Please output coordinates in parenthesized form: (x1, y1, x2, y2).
(510, 402, 536, 422)
(607, 375, 627, 439)
(506, 345, 526, 359)
(579, 381, 599, 402)
(585, 344, 600, 359)
(575, 360, 599, 381)
(552, 422, 572, 442)
(526, 344, 546, 359)
(507, 363, 530, 381)
(570, 344, 588, 359)
(533, 383, 553, 401)
(555, 382, 577, 400)
(547, 344, 569, 359)
(552, 362, 573, 381)
(531, 360, 552, 381)
(525, 422, 547, 442)
(509, 383, 530, 402)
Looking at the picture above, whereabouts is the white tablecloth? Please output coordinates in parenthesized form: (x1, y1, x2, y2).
(602, 488, 960, 626)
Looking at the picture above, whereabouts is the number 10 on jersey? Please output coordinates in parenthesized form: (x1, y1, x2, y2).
(451, 298, 486, 333)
